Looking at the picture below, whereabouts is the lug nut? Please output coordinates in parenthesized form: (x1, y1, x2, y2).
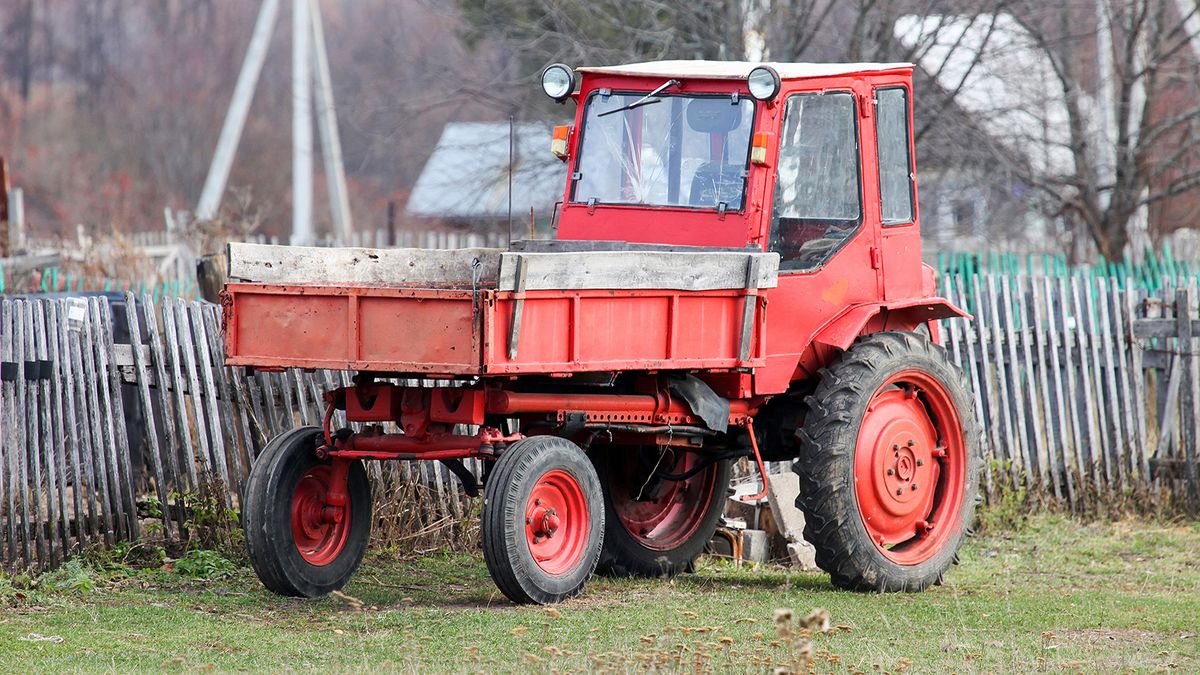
(892, 444, 900, 451)
(535, 499, 543, 506)
(887, 468, 895, 476)
(911, 484, 919, 491)
(916, 459, 925, 467)
(907, 439, 915, 447)
(895, 488, 903, 495)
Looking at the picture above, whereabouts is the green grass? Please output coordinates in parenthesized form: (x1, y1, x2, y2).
(1, 514, 1197, 673)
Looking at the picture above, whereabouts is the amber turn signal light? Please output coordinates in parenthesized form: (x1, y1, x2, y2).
(751, 132, 772, 165)
(551, 125, 572, 161)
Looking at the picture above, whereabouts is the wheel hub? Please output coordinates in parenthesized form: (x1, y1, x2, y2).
(854, 372, 966, 565)
(609, 450, 718, 551)
(291, 463, 352, 567)
(525, 470, 588, 575)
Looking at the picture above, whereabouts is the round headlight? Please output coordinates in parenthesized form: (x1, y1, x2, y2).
(541, 63, 574, 102)
(747, 65, 781, 101)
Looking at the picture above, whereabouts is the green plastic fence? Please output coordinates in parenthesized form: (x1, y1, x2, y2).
(936, 244, 1200, 292)
(0, 265, 196, 299)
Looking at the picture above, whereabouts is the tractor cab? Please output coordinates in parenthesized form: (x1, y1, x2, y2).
(544, 60, 924, 296)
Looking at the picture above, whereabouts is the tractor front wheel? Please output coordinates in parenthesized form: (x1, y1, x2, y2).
(594, 448, 730, 577)
(793, 331, 980, 592)
(243, 426, 373, 597)
(482, 436, 604, 604)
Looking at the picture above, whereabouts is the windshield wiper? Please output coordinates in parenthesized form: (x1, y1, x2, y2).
(598, 79, 680, 117)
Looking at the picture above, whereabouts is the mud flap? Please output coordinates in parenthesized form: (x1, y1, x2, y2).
(669, 374, 730, 432)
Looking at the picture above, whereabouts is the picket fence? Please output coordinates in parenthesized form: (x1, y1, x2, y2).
(940, 272, 1200, 513)
(3, 268, 1200, 572)
(0, 294, 475, 571)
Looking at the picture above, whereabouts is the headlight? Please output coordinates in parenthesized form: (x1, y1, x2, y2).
(541, 63, 575, 102)
(747, 65, 781, 101)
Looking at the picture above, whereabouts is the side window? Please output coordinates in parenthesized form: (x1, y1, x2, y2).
(769, 92, 862, 271)
(876, 87, 915, 225)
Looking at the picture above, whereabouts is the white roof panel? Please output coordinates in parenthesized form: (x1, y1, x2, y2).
(577, 60, 912, 81)
(406, 122, 566, 219)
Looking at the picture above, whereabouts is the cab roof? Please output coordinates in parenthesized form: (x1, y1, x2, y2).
(576, 60, 913, 81)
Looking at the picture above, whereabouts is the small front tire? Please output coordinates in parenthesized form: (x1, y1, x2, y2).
(482, 436, 604, 604)
(243, 426, 373, 598)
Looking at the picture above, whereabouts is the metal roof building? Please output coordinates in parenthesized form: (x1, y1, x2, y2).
(406, 122, 567, 224)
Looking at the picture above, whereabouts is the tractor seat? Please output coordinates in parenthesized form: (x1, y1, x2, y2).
(773, 219, 858, 270)
(689, 162, 744, 208)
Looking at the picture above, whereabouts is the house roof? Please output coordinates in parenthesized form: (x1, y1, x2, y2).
(577, 60, 912, 81)
(406, 122, 566, 220)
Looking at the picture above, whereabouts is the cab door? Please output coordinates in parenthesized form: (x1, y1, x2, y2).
(872, 85, 924, 301)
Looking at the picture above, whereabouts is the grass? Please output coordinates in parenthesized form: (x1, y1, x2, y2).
(0, 514, 1197, 673)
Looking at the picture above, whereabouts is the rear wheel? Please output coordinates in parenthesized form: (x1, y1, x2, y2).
(793, 331, 980, 592)
(482, 436, 604, 604)
(244, 426, 373, 597)
(594, 447, 730, 577)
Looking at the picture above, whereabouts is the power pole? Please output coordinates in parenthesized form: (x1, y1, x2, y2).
(196, 0, 353, 246)
(310, 0, 353, 244)
(196, 0, 280, 222)
(292, 0, 314, 245)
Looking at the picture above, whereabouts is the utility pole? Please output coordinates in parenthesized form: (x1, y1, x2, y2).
(292, 0, 314, 245)
(196, 0, 280, 222)
(310, 0, 353, 244)
(196, 0, 353, 246)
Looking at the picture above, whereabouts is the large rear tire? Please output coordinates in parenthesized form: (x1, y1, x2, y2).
(793, 331, 980, 592)
(594, 447, 730, 577)
(243, 426, 372, 597)
(482, 436, 604, 604)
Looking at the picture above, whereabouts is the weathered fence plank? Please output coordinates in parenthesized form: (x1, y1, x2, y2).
(2, 299, 19, 562)
(99, 300, 139, 541)
(124, 293, 173, 539)
(1178, 288, 1200, 513)
(140, 295, 187, 535)
(1057, 275, 1087, 504)
(33, 301, 63, 565)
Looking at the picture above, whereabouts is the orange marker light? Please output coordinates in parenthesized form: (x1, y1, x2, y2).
(551, 125, 572, 161)
(751, 132, 772, 166)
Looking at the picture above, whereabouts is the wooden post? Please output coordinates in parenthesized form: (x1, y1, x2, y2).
(1, 156, 9, 258)
(7, 188, 24, 255)
(1176, 288, 1199, 514)
(386, 201, 396, 247)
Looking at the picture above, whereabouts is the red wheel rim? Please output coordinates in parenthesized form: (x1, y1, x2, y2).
(608, 450, 718, 551)
(854, 370, 967, 565)
(526, 469, 589, 575)
(291, 465, 352, 566)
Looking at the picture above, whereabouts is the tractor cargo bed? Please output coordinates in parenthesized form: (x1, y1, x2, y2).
(222, 243, 779, 376)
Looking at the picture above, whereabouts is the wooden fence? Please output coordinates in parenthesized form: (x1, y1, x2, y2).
(0, 294, 475, 571)
(4, 270, 1200, 571)
(940, 272, 1200, 513)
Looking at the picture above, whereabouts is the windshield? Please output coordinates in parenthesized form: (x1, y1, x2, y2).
(572, 92, 756, 210)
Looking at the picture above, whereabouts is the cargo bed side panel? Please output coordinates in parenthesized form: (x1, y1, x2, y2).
(224, 284, 483, 374)
(484, 289, 766, 374)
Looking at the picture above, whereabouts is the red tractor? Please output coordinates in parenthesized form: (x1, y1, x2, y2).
(224, 60, 980, 604)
